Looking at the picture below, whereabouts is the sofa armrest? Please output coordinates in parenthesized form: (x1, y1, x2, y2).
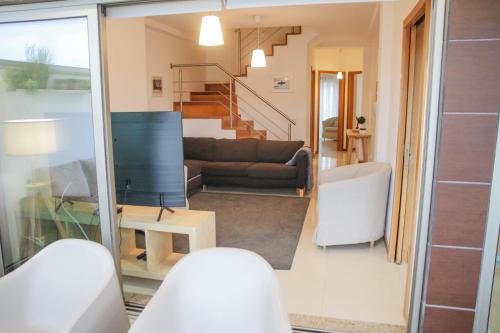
(295, 150, 309, 189)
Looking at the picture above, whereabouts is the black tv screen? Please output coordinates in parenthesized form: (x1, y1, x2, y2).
(111, 111, 185, 208)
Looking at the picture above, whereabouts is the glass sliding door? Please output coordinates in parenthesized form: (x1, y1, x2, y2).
(488, 233, 500, 332)
(0, 6, 118, 275)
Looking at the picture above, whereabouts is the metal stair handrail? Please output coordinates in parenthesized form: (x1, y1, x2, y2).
(170, 63, 296, 133)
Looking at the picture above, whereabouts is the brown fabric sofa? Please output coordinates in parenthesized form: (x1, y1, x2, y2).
(184, 137, 308, 195)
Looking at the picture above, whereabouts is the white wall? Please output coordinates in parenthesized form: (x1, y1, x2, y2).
(106, 18, 149, 112)
(362, 16, 379, 161)
(145, 18, 206, 111)
(375, 0, 419, 241)
(204, 28, 239, 81)
(182, 119, 236, 139)
(237, 28, 318, 142)
(106, 17, 206, 112)
(312, 47, 363, 71)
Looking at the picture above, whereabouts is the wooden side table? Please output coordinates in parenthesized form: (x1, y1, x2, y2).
(346, 129, 372, 164)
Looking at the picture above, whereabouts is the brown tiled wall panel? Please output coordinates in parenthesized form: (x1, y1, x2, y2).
(426, 247, 482, 308)
(432, 182, 490, 248)
(448, 0, 500, 40)
(422, 0, 500, 332)
(443, 41, 500, 114)
(436, 113, 499, 183)
(423, 307, 475, 333)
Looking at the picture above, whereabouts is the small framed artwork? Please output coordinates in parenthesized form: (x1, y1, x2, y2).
(152, 76, 163, 96)
(273, 76, 291, 92)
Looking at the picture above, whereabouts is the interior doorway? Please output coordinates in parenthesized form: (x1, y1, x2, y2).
(315, 70, 345, 154)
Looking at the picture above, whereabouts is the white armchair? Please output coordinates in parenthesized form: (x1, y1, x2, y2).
(314, 162, 391, 247)
(0, 239, 129, 333)
(130, 248, 292, 333)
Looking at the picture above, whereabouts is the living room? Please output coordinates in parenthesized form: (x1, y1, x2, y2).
(0, 1, 439, 332)
(103, 2, 421, 332)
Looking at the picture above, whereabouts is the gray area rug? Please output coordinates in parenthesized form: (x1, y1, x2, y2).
(173, 192, 310, 270)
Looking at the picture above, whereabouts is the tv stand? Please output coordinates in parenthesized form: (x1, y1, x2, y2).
(119, 205, 215, 280)
(157, 193, 174, 222)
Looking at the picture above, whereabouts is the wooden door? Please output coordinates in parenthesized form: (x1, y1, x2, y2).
(396, 20, 426, 263)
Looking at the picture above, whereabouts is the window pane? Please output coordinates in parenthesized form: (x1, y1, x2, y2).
(0, 17, 100, 273)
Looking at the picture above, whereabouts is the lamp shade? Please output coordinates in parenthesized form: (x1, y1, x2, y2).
(251, 49, 267, 68)
(337, 71, 343, 80)
(3, 119, 58, 156)
(199, 15, 224, 46)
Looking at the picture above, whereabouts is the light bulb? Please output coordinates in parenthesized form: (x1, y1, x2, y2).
(337, 71, 343, 80)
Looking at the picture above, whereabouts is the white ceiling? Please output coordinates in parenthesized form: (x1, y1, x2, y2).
(152, 2, 379, 43)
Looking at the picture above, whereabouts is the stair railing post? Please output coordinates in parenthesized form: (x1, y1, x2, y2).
(237, 29, 242, 76)
(229, 78, 233, 128)
(288, 123, 291, 141)
(179, 69, 183, 112)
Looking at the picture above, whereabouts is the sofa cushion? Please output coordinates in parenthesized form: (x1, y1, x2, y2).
(257, 140, 304, 163)
(248, 163, 298, 179)
(184, 137, 215, 161)
(184, 159, 207, 180)
(202, 162, 253, 177)
(214, 138, 258, 162)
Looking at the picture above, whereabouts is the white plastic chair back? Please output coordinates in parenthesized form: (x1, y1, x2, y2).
(0, 239, 129, 333)
(130, 248, 292, 333)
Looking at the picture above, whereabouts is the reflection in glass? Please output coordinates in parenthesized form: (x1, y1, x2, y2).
(0, 18, 100, 273)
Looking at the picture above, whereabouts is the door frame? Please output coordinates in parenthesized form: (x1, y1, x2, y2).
(314, 70, 345, 153)
(388, 0, 429, 263)
(0, 5, 120, 276)
(310, 67, 316, 152)
(346, 70, 363, 132)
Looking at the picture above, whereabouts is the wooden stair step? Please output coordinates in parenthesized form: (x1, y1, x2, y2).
(190, 92, 237, 106)
(205, 83, 234, 94)
(221, 116, 254, 130)
(174, 102, 235, 118)
(236, 129, 267, 140)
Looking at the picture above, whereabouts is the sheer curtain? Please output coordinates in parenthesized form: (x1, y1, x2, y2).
(319, 73, 339, 121)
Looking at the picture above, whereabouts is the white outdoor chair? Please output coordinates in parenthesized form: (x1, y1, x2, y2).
(130, 248, 292, 333)
(314, 162, 392, 247)
(0, 239, 129, 333)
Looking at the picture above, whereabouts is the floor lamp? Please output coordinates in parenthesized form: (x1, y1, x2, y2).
(3, 119, 63, 255)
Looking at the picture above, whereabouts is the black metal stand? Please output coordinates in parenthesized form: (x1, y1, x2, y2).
(157, 192, 174, 221)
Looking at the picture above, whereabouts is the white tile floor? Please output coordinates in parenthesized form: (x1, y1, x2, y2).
(275, 141, 408, 327)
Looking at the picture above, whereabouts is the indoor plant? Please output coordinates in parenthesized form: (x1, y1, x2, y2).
(356, 116, 366, 131)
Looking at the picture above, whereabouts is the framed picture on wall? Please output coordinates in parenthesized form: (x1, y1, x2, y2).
(273, 76, 291, 92)
(152, 76, 163, 96)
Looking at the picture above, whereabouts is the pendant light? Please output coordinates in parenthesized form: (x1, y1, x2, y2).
(337, 48, 343, 80)
(199, 15, 224, 46)
(251, 15, 267, 68)
(198, 0, 226, 46)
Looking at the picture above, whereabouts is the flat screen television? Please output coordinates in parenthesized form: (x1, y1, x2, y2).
(111, 111, 185, 219)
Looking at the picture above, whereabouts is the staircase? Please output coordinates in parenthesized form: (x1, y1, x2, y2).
(236, 26, 301, 77)
(172, 63, 295, 141)
(174, 83, 267, 139)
